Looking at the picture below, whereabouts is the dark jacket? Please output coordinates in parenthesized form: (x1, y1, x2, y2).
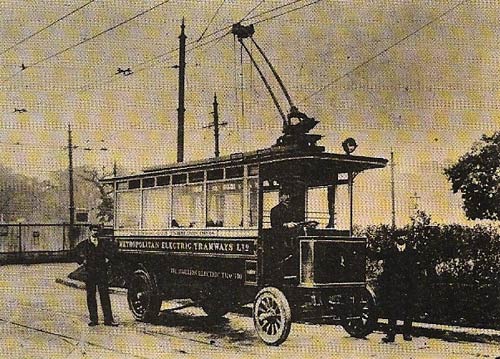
(270, 202, 299, 229)
(379, 244, 417, 295)
(74, 238, 115, 277)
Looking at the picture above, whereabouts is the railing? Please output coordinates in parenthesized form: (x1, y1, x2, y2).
(0, 223, 90, 263)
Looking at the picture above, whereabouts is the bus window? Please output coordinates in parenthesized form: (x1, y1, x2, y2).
(306, 184, 350, 230)
(116, 191, 141, 229)
(306, 187, 329, 227)
(262, 190, 279, 228)
(334, 184, 350, 231)
(172, 185, 204, 227)
(247, 178, 258, 227)
(207, 180, 243, 227)
(142, 187, 171, 229)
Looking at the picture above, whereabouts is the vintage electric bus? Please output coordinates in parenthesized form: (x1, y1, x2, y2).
(103, 141, 387, 345)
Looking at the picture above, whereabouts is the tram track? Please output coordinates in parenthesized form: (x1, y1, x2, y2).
(0, 317, 150, 359)
(0, 295, 235, 354)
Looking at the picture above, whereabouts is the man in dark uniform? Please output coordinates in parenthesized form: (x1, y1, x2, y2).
(269, 190, 302, 279)
(380, 231, 417, 342)
(75, 224, 118, 327)
(271, 192, 299, 230)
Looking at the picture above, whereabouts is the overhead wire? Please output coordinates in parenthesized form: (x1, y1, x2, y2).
(78, 0, 323, 92)
(92, 0, 315, 77)
(1, 0, 172, 84)
(77, 29, 233, 92)
(244, 0, 306, 22)
(302, 0, 468, 103)
(196, 0, 227, 42)
(251, 0, 322, 26)
(240, 0, 266, 22)
(6, 0, 328, 113)
(0, 0, 97, 58)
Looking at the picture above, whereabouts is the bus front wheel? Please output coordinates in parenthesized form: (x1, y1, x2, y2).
(127, 268, 161, 322)
(253, 287, 292, 346)
(340, 287, 378, 338)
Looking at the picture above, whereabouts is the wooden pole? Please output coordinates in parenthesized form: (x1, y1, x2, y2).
(177, 18, 186, 163)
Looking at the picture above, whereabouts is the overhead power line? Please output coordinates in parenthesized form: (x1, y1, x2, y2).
(79, 0, 323, 92)
(197, 0, 227, 42)
(2, 0, 172, 83)
(0, 0, 97, 57)
(251, 0, 323, 26)
(303, 0, 468, 103)
(240, 0, 266, 22)
(244, 0, 305, 22)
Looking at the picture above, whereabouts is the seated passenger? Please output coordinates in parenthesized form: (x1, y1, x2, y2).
(207, 219, 223, 227)
(206, 219, 215, 227)
(171, 219, 180, 228)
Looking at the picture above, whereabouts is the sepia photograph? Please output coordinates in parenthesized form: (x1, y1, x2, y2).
(0, 1, 499, 358)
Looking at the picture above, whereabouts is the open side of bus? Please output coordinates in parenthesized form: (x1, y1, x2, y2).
(103, 148, 387, 345)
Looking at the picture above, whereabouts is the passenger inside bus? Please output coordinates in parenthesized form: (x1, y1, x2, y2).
(206, 219, 223, 227)
(171, 219, 180, 228)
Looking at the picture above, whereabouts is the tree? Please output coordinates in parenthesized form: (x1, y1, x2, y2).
(0, 166, 57, 222)
(77, 167, 114, 223)
(444, 131, 500, 221)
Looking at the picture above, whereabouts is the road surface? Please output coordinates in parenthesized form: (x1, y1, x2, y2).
(0, 263, 498, 358)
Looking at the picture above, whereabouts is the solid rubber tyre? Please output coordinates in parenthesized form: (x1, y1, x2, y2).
(253, 287, 292, 346)
(127, 268, 161, 322)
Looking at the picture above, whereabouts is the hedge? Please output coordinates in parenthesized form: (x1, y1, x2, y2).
(363, 215, 500, 329)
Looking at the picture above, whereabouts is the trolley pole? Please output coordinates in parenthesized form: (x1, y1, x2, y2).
(67, 124, 76, 248)
(177, 18, 186, 163)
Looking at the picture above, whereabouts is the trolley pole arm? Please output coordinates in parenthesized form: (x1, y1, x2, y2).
(250, 37, 295, 112)
(237, 37, 287, 127)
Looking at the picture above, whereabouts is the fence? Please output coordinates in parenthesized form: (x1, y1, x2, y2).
(0, 223, 90, 263)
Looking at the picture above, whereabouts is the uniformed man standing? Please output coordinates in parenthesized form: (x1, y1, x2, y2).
(380, 231, 417, 342)
(75, 224, 118, 327)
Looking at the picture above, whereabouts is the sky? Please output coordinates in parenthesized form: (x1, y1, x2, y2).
(0, 0, 498, 226)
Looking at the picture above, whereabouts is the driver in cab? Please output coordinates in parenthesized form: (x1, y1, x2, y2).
(271, 192, 299, 230)
(269, 189, 302, 278)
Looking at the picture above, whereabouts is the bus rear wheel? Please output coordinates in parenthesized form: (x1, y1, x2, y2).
(253, 287, 292, 346)
(127, 268, 161, 322)
(340, 287, 378, 338)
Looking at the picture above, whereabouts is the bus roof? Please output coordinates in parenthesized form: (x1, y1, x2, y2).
(102, 146, 387, 183)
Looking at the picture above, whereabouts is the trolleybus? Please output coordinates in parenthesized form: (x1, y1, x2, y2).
(102, 22, 388, 345)
(103, 139, 387, 345)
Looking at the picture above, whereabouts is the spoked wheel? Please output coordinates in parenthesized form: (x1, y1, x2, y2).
(127, 268, 161, 322)
(253, 287, 292, 346)
(340, 287, 378, 338)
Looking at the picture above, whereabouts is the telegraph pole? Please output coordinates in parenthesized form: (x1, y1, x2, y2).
(67, 124, 75, 248)
(390, 150, 396, 228)
(213, 93, 220, 158)
(203, 93, 227, 157)
(177, 18, 186, 163)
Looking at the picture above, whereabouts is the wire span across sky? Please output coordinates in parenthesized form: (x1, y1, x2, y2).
(0, 0, 498, 226)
